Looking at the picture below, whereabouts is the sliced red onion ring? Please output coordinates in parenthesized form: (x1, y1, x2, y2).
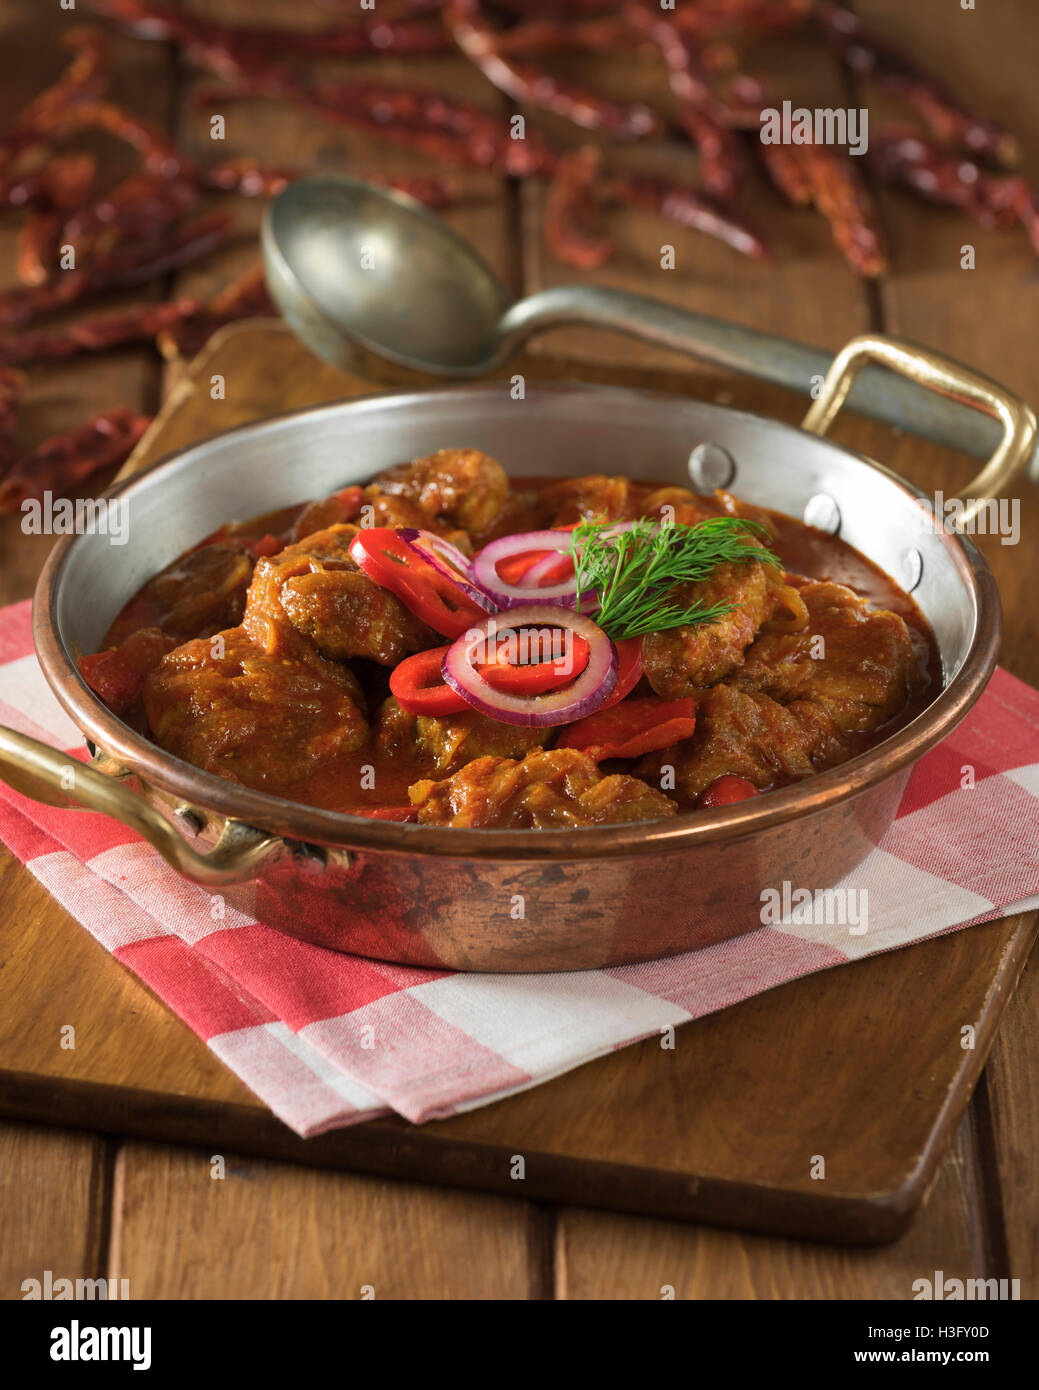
(442, 605, 618, 727)
(399, 527, 498, 614)
(472, 529, 596, 611)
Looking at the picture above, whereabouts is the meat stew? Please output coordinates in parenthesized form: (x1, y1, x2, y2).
(78, 448, 939, 829)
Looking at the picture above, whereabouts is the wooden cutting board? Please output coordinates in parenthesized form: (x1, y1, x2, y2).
(1, 320, 1035, 1245)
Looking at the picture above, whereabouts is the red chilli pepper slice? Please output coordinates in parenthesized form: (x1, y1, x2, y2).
(558, 696, 696, 761)
(391, 635, 593, 715)
(593, 637, 644, 712)
(350, 528, 491, 638)
(697, 775, 761, 808)
(479, 632, 590, 695)
(390, 646, 468, 715)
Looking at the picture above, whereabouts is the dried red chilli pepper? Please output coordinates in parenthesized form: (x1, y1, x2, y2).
(446, 0, 661, 140)
(671, 0, 813, 39)
(200, 158, 296, 198)
(757, 141, 814, 206)
(2, 152, 98, 217)
(816, 3, 1019, 167)
(868, 128, 1039, 254)
(495, 0, 617, 12)
(0, 211, 235, 330)
(0, 368, 25, 474)
(628, 11, 746, 202)
(0, 300, 197, 367)
(868, 129, 994, 213)
(312, 76, 558, 175)
(31, 100, 194, 180)
(603, 173, 769, 260)
(0, 407, 152, 514)
(809, 146, 887, 278)
(155, 266, 273, 360)
(13, 26, 108, 135)
(367, 174, 457, 208)
(544, 147, 613, 270)
(94, 0, 452, 77)
(761, 141, 886, 278)
(16, 215, 65, 289)
(61, 171, 202, 250)
(195, 73, 555, 178)
(0, 28, 106, 192)
(1011, 187, 1039, 257)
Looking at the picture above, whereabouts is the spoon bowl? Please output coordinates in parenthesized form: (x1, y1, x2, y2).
(262, 175, 510, 380)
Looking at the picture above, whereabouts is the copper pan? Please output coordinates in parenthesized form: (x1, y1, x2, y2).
(2, 334, 1035, 970)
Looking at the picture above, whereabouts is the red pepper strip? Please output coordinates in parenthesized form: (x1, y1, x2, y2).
(391, 635, 592, 715)
(697, 775, 760, 808)
(78, 627, 173, 715)
(495, 547, 555, 584)
(356, 806, 418, 822)
(350, 527, 491, 638)
(479, 633, 589, 695)
(530, 552, 576, 585)
(593, 637, 644, 713)
(391, 646, 468, 715)
(248, 533, 283, 559)
(558, 696, 695, 760)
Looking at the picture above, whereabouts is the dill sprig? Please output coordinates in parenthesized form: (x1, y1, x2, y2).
(568, 516, 781, 641)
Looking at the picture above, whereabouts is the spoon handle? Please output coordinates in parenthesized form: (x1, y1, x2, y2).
(499, 285, 1039, 482)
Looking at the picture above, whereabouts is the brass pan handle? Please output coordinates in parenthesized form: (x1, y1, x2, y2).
(0, 724, 285, 887)
(802, 333, 1037, 528)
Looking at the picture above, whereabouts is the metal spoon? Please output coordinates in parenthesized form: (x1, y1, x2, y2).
(261, 174, 1038, 479)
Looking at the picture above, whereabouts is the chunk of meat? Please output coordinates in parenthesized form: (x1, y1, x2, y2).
(636, 682, 849, 805)
(358, 490, 471, 552)
(366, 447, 509, 542)
(244, 524, 436, 666)
(540, 474, 632, 525)
(106, 542, 254, 647)
(409, 749, 679, 828)
(641, 556, 781, 696)
(733, 581, 918, 732)
(374, 696, 549, 773)
(713, 487, 779, 540)
(639, 486, 712, 528)
(143, 627, 366, 794)
(290, 486, 362, 541)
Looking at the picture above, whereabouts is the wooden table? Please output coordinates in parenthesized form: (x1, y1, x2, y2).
(1, 0, 1037, 1299)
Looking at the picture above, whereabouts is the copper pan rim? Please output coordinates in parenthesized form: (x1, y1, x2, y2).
(31, 382, 1002, 863)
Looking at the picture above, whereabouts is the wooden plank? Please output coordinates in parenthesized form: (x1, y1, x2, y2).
(556, 1125, 981, 1300)
(109, 1140, 542, 1299)
(981, 946, 1039, 1292)
(0, 845, 261, 1110)
(0, 1121, 109, 1301)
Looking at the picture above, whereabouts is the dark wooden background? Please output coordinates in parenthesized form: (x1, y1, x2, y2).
(1, 0, 1037, 1298)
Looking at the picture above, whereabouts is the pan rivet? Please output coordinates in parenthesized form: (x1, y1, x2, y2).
(174, 804, 204, 835)
(900, 547, 924, 592)
(688, 442, 735, 490)
(803, 494, 841, 535)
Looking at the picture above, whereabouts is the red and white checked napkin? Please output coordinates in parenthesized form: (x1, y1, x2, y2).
(2, 596, 1038, 1137)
